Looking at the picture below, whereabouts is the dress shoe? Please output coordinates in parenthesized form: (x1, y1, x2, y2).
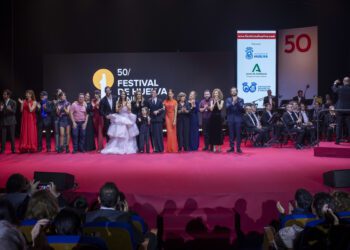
(47, 148, 51, 153)
(202, 147, 209, 151)
(72, 150, 78, 154)
(227, 148, 234, 153)
(236, 148, 243, 153)
(335, 141, 340, 145)
(296, 144, 303, 150)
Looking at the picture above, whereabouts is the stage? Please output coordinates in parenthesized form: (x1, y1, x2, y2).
(0, 139, 350, 242)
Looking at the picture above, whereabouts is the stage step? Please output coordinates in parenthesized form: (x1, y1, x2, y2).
(314, 142, 350, 158)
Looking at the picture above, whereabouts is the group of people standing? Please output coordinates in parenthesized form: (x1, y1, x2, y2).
(1, 77, 349, 154)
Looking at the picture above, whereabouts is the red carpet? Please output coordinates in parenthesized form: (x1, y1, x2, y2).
(1, 138, 350, 239)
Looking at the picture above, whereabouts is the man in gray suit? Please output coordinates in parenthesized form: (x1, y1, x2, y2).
(0, 89, 17, 153)
(332, 77, 350, 144)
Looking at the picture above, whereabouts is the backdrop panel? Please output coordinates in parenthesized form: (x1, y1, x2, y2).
(43, 52, 235, 101)
(278, 26, 318, 104)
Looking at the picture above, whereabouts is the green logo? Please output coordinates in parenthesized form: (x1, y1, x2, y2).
(252, 64, 261, 73)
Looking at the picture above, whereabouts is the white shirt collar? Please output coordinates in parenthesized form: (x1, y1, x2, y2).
(100, 206, 116, 210)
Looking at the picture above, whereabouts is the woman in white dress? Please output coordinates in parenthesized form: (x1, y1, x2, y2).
(101, 90, 139, 154)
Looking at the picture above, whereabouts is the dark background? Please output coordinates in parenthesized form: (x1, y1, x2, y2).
(0, 0, 349, 100)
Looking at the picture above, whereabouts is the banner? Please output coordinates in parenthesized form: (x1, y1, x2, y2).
(237, 30, 276, 107)
(43, 52, 234, 101)
(278, 26, 318, 104)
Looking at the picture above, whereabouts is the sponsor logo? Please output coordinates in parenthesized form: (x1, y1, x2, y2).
(242, 82, 257, 93)
(245, 47, 254, 60)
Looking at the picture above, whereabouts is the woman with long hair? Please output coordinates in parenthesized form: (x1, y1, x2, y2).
(18, 90, 38, 153)
(163, 89, 178, 152)
(83, 92, 96, 151)
(208, 88, 224, 152)
(92, 90, 104, 152)
(56, 92, 71, 153)
(101, 90, 139, 154)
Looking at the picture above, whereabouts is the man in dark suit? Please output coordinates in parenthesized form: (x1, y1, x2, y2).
(37, 91, 53, 152)
(293, 90, 306, 105)
(263, 90, 278, 110)
(261, 103, 282, 141)
(282, 103, 305, 149)
(148, 89, 164, 153)
(225, 87, 244, 153)
(243, 105, 268, 147)
(100, 86, 117, 142)
(332, 77, 350, 144)
(85, 182, 145, 246)
(0, 89, 17, 153)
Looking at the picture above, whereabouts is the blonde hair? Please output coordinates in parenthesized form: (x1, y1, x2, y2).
(212, 88, 223, 100)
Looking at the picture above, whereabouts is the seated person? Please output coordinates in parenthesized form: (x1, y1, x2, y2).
(324, 105, 337, 141)
(282, 103, 305, 149)
(261, 103, 283, 142)
(300, 103, 316, 146)
(85, 182, 146, 248)
(0, 198, 17, 225)
(243, 105, 268, 147)
(3, 174, 31, 218)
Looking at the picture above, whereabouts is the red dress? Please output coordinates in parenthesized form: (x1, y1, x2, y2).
(19, 100, 38, 152)
(92, 99, 104, 150)
(163, 99, 178, 152)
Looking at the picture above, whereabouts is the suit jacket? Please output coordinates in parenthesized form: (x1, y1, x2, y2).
(100, 95, 117, 117)
(292, 96, 306, 104)
(261, 111, 273, 127)
(85, 209, 144, 245)
(332, 85, 350, 110)
(263, 96, 278, 108)
(148, 97, 164, 123)
(0, 98, 17, 126)
(282, 112, 297, 130)
(36, 100, 53, 124)
(243, 113, 257, 129)
(225, 97, 244, 122)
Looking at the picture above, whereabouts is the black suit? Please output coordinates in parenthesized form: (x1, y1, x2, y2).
(332, 84, 350, 142)
(37, 100, 54, 151)
(148, 97, 164, 152)
(324, 113, 337, 141)
(300, 111, 316, 144)
(0, 98, 16, 152)
(85, 209, 144, 246)
(263, 96, 278, 109)
(243, 113, 268, 145)
(282, 111, 305, 146)
(100, 95, 117, 141)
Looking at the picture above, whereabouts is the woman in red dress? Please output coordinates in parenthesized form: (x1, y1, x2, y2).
(92, 90, 104, 152)
(163, 89, 178, 152)
(18, 90, 38, 153)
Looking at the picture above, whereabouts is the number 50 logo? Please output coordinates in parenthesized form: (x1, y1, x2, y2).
(284, 33, 311, 53)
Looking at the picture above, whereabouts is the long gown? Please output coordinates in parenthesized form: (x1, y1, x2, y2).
(19, 100, 38, 152)
(163, 99, 178, 152)
(209, 101, 224, 146)
(101, 106, 139, 154)
(189, 100, 200, 151)
(84, 102, 96, 151)
(92, 99, 104, 151)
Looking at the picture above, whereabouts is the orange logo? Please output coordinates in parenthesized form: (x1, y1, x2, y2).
(92, 69, 114, 90)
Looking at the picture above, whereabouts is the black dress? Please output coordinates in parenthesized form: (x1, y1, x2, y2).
(84, 102, 96, 151)
(209, 101, 223, 145)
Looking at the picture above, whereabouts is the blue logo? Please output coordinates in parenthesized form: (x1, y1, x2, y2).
(245, 47, 254, 60)
(242, 82, 257, 93)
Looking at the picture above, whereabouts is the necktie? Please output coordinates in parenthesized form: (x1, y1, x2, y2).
(249, 114, 256, 126)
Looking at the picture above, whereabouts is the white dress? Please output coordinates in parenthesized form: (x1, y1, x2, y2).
(101, 106, 139, 154)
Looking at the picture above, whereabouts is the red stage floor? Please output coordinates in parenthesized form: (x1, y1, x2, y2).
(1, 139, 350, 239)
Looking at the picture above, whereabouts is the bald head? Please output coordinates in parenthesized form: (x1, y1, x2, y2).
(343, 77, 350, 85)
